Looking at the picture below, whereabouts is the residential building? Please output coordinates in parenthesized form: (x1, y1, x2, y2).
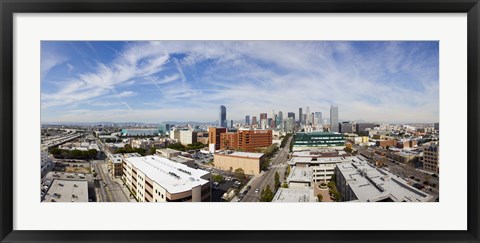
(107, 153, 124, 177)
(179, 130, 197, 145)
(422, 144, 439, 174)
(208, 127, 227, 152)
(122, 155, 211, 202)
(213, 151, 265, 175)
(220, 129, 273, 152)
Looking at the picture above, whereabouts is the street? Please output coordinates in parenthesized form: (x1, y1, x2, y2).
(241, 137, 291, 202)
(92, 160, 129, 202)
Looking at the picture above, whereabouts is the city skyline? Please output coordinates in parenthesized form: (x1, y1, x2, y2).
(41, 41, 439, 123)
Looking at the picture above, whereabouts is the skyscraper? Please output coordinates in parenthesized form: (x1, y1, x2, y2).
(245, 115, 250, 125)
(314, 112, 323, 125)
(330, 105, 339, 133)
(306, 106, 310, 125)
(219, 105, 227, 128)
(252, 116, 257, 126)
(299, 108, 303, 124)
(260, 113, 267, 120)
(288, 112, 295, 121)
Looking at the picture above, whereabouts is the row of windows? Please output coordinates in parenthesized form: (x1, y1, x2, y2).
(154, 189, 165, 199)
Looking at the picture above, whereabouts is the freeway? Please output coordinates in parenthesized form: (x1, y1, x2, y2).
(241, 136, 292, 202)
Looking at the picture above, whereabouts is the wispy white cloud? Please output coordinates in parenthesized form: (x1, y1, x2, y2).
(41, 41, 439, 123)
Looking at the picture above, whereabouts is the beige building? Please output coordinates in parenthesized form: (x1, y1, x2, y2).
(156, 148, 182, 159)
(213, 151, 264, 175)
(422, 144, 439, 174)
(179, 130, 198, 145)
(122, 155, 211, 202)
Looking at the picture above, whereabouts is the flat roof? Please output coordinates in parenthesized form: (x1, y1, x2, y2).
(43, 180, 88, 202)
(287, 167, 313, 183)
(124, 155, 210, 194)
(216, 151, 264, 159)
(336, 158, 432, 202)
(272, 188, 317, 202)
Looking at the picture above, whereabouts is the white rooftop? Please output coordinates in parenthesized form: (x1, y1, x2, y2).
(125, 155, 210, 194)
(43, 180, 88, 202)
(272, 188, 318, 202)
(336, 158, 432, 202)
(287, 167, 313, 183)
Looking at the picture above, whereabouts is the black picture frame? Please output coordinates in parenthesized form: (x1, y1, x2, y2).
(1, 0, 479, 242)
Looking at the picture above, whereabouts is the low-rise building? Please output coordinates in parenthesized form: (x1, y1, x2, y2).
(271, 188, 318, 202)
(288, 149, 354, 183)
(422, 144, 439, 174)
(286, 167, 313, 188)
(213, 151, 265, 175)
(42, 180, 89, 202)
(107, 153, 124, 177)
(122, 155, 211, 202)
(335, 159, 433, 202)
(156, 148, 182, 159)
(292, 132, 345, 150)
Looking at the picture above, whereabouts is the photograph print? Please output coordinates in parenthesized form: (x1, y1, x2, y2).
(40, 41, 439, 203)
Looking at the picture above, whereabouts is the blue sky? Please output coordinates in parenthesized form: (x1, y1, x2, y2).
(41, 41, 439, 123)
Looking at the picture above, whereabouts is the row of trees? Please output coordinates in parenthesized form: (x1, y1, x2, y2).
(280, 133, 292, 148)
(166, 142, 206, 152)
(114, 144, 147, 156)
(50, 148, 97, 160)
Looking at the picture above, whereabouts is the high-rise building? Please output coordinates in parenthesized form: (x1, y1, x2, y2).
(260, 113, 267, 120)
(356, 123, 376, 135)
(219, 105, 227, 128)
(158, 123, 170, 135)
(286, 117, 295, 133)
(314, 112, 322, 125)
(252, 116, 257, 126)
(208, 127, 227, 152)
(245, 115, 250, 125)
(339, 121, 354, 134)
(275, 113, 282, 128)
(230, 120, 234, 128)
(306, 106, 310, 125)
(288, 112, 295, 121)
(330, 105, 339, 133)
(268, 118, 274, 128)
(299, 108, 303, 124)
(277, 111, 283, 125)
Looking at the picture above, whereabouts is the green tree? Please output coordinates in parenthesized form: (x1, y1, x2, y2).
(234, 168, 245, 180)
(281, 182, 288, 188)
(317, 194, 323, 202)
(260, 185, 274, 202)
(212, 174, 224, 183)
(124, 144, 132, 150)
(150, 147, 157, 155)
(274, 171, 281, 191)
